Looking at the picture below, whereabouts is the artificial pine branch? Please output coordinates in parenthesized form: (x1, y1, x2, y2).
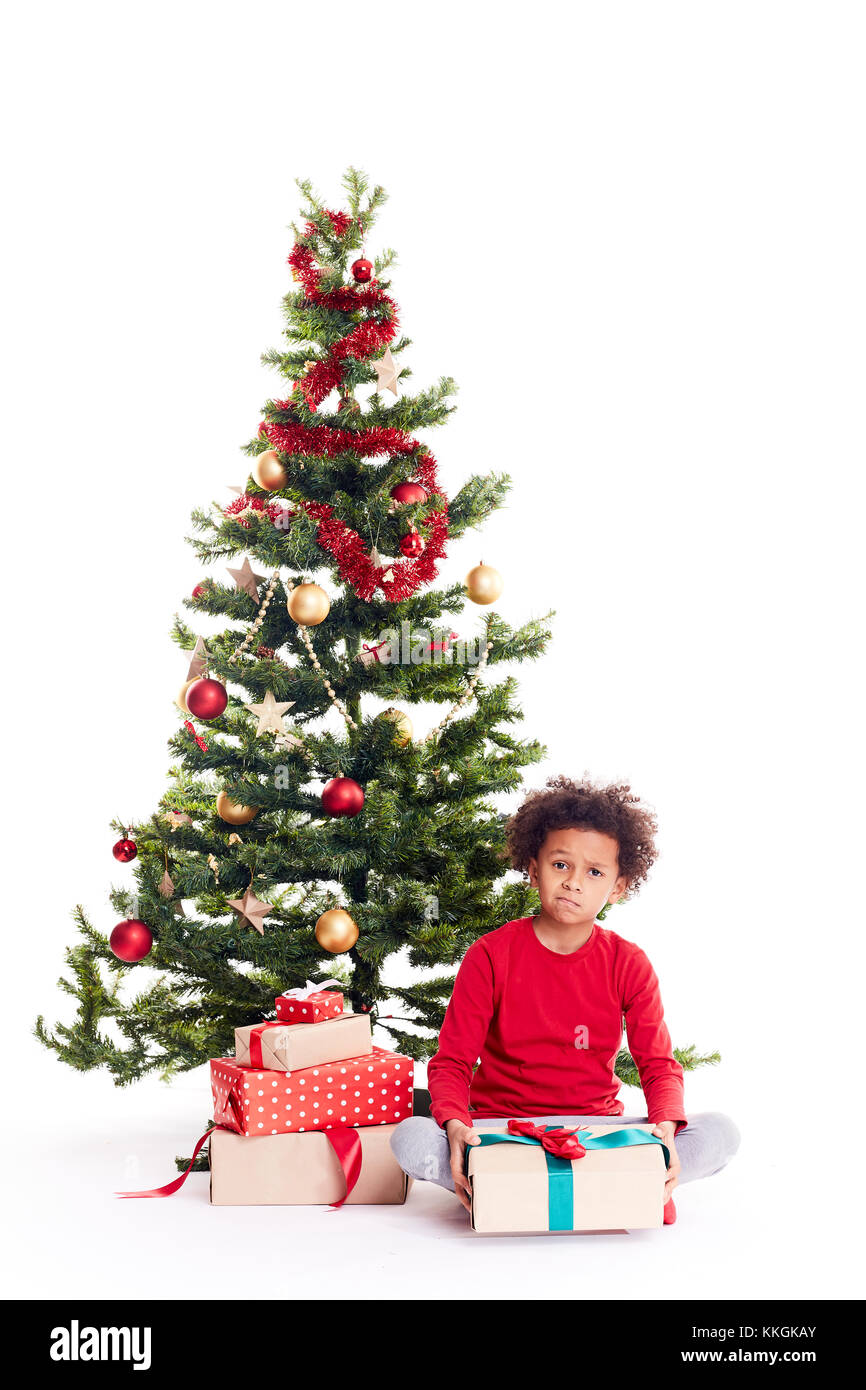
(615, 1046, 722, 1090)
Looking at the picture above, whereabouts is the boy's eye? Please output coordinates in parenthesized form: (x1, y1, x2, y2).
(589, 868, 603, 877)
(553, 861, 568, 870)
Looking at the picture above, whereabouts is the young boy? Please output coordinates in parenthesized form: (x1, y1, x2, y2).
(390, 775, 740, 1224)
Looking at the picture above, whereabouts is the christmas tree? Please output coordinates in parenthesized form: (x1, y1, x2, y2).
(37, 169, 719, 1094)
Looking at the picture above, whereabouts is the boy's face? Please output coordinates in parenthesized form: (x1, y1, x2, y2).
(527, 826, 629, 928)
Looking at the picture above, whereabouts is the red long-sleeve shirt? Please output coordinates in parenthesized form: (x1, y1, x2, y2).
(427, 917, 687, 1136)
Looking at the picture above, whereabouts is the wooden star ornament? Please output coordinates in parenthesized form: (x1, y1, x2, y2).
(371, 347, 399, 396)
(227, 558, 264, 603)
(244, 690, 295, 737)
(228, 887, 273, 935)
(186, 637, 210, 681)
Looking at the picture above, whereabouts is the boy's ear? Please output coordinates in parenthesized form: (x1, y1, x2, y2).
(526, 857, 539, 886)
(608, 876, 630, 905)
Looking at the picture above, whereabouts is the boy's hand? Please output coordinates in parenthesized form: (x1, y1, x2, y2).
(445, 1119, 481, 1211)
(651, 1120, 681, 1201)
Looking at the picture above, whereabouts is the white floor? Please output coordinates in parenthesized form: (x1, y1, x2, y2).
(4, 1043, 855, 1302)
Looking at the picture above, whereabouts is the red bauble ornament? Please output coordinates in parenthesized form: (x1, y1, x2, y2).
(351, 258, 373, 283)
(400, 530, 426, 558)
(390, 481, 428, 506)
(109, 918, 153, 962)
(321, 777, 365, 817)
(112, 837, 138, 863)
(192, 584, 206, 599)
(186, 678, 228, 721)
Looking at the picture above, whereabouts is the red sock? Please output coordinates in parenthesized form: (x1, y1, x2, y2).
(663, 1196, 677, 1225)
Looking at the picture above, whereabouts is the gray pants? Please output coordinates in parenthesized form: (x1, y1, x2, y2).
(390, 1111, 741, 1190)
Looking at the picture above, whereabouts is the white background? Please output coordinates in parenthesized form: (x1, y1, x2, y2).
(2, 0, 864, 1301)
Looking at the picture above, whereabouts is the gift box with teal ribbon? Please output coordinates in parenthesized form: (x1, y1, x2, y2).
(464, 1120, 670, 1233)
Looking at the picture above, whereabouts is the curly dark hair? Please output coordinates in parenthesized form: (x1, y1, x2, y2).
(505, 774, 659, 898)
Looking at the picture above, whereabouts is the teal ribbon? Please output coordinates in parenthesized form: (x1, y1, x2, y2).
(466, 1126, 670, 1232)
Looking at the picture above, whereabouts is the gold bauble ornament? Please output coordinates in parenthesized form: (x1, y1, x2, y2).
(176, 678, 197, 714)
(314, 908, 359, 954)
(380, 707, 413, 745)
(465, 562, 504, 605)
(288, 583, 330, 626)
(253, 449, 288, 492)
(216, 790, 259, 825)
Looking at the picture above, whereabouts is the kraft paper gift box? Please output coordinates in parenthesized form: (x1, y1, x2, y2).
(211, 1044, 414, 1136)
(464, 1123, 669, 1234)
(234, 1011, 372, 1071)
(209, 1122, 411, 1206)
(275, 988, 343, 1024)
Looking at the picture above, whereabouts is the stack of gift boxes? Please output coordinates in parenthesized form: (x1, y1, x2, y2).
(122, 980, 671, 1228)
(206, 986, 670, 1227)
(208, 984, 414, 1206)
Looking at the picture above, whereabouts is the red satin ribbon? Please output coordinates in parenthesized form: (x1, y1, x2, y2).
(506, 1118, 588, 1160)
(247, 1020, 287, 1067)
(115, 1126, 216, 1199)
(323, 1128, 362, 1208)
(114, 1124, 363, 1207)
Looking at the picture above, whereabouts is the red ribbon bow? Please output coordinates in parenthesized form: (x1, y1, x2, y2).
(183, 719, 208, 752)
(506, 1118, 588, 1159)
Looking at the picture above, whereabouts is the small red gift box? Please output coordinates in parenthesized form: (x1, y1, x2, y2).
(211, 1045, 413, 1137)
(275, 982, 344, 1024)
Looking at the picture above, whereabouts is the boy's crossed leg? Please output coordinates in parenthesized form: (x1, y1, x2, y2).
(390, 1111, 741, 1191)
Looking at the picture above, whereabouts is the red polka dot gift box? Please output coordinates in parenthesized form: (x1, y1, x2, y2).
(275, 982, 343, 1024)
(210, 1045, 414, 1137)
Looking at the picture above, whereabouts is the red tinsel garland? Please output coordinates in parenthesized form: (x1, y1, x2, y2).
(265, 418, 430, 470)
(288, 242, 399, 412)
(223, 494, 294, 530)
(249, 214, 451, 602)
(299, 498, 448, 603)
(326, 209, 352, 236)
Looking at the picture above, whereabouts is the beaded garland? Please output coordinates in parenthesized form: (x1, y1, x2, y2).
(423, 637, 494, 743)
(228, 569, 281, 666)
(285, 580, 358, 732)
(221, 566, 493, 741)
